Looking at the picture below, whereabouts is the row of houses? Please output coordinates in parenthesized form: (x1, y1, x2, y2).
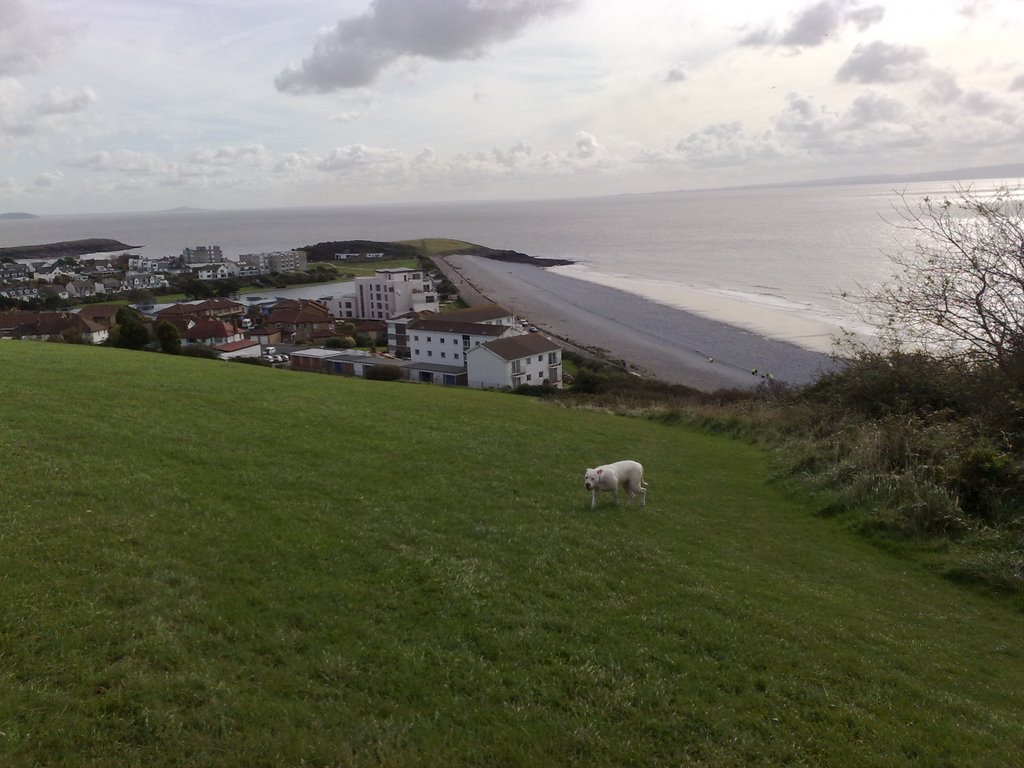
(1, 265, 566, 391)
(0, 244, 309, 303)
(292, 303, 563, 389)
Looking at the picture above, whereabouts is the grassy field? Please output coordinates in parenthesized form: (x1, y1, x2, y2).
(2, 343, 1024, 766)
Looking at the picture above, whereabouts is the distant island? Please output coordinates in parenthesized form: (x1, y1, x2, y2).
(684, 162, 1024, 196)
(0, 238, 138, 260)
(0, 212, 40, 220)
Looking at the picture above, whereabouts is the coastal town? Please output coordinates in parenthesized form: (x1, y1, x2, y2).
(0, 244, 566, 391)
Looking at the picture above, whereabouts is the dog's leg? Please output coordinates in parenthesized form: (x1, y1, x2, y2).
(591, 488, 598, 510)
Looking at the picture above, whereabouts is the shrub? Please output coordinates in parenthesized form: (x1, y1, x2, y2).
(364, 365, 403, 381)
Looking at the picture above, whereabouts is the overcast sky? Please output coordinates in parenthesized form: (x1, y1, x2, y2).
(2, 0, 1023, 214)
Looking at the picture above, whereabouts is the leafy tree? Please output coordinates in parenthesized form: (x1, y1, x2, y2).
(114, 306, 150, 349)
(155, 320, 182, 354)
(868, 185, 1024, 383)
(180, 279, 214, 299)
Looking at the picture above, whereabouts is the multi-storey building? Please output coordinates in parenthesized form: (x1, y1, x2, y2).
(236, 250, 308, 274)
(340, 268, 439, 321)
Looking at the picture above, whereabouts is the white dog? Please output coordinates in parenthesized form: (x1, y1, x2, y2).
(583, 460, 647, 510)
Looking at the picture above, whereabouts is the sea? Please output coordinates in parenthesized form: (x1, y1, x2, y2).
(1, 179, 1010, 351)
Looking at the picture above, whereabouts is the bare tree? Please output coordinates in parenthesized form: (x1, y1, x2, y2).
(868, 184, 1024, 378)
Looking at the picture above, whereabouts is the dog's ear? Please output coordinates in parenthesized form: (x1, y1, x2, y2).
(596, 468, 604, 476)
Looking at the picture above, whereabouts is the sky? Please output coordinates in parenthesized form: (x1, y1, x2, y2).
(2, 0, 1023, 214)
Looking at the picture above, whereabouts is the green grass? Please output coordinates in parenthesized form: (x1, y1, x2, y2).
(2, 343, 1024, 766)
(397, 237, 477, 257)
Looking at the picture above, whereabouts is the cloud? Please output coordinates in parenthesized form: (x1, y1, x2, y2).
(1011, 74, 1024, 92)
(957, 0, 993, 18)
(190, 144, 267, 167)
(0, 0, 60, 77)
(35, 171, 63, 188)
(0, 83, 98, 140)
(835, 41, 930, 83)
(315, 144, 405, 174)
(774, 91, 930, 154)
(673, 122, 782, 167)
(665, 65, 689, 83)
(276, 0, 576, 94)
(842, 90, 909, 126)
(32, 87, 98, 116)
(740, 0, 884, 49)
(71, 150, 171, 175)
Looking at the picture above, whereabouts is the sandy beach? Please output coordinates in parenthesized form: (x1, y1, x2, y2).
(437, 254, 840, 392)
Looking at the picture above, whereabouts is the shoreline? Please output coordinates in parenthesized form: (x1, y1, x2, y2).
(439, 254, 840, 391)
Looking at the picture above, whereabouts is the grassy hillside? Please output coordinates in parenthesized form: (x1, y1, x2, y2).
(2, 343, 1024, 766)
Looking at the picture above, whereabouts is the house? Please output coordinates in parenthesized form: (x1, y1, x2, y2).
(0, 263, 31, 283)
(265, 299, 335, 342)
(0, 310, 40, 336)
(0, 285, 38, 301)
(404, 316, 521, 366)
(153, 298, 245, 325)
(37, 284, 70, 301)
(75, 303, 121, 329)
(66, 280, 100, 299)
(195, 264, 230, 281)
(8, 311, 108, 344)
(245, 324, 283, 348)
(440, 303, 518, 327)
(465, 333, 564, 390)
(181, 319, 243, 347)
(193, 297, 245, 321)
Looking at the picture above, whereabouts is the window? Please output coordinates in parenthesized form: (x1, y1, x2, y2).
(454, 353, 459, 360)
(538, 355, 543, 362)
(440, 352, 446, 359)
(511, 359, 522, 373)
(427, 350, 432, 357)
(548, 352, 558, 364)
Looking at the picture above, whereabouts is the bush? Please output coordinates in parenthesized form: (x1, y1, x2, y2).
(182, 344, 220, 360)
(364, 365, 403, 381)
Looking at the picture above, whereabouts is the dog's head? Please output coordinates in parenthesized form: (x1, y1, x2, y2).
(583, 467, 602, 490)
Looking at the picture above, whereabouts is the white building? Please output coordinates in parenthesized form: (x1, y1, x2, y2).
(343, 268, 439, 321)
(466, 334, 564, 390)
(406, 316, 520, 367)
(236, 250, 308, 274)
(182, 246, 223, 264)
(195, 264, 230, 280)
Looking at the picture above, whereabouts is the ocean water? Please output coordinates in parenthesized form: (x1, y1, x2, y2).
(1, 179, 1004, 349)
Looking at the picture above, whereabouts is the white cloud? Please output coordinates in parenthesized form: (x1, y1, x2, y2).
(35, 170, 63, 188)
(0, 0, 60, 77)
(835, 40, 931, 83)
(71, 150, 172, 176)
(740, 0, 885, 50)
(316, 144, 405, 174)
(672, 122, 782, 167)
(275, 0, 577, 94)
(190, 144, 267, 167)
(32, 87, 98, 116)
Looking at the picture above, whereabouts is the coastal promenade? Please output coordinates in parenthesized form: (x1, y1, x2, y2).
(438, 254, 839, 392)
